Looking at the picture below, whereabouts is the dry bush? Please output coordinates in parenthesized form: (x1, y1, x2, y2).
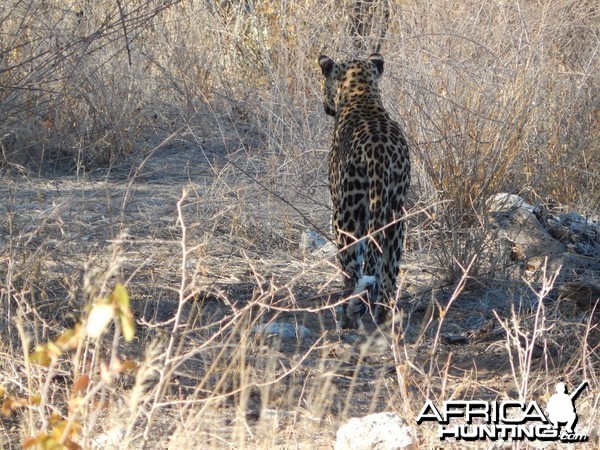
(3, 0, 596, 203)
(0, 1, 173, 169)
(380, 0, 599, 282)
(398, 0, 599, 212)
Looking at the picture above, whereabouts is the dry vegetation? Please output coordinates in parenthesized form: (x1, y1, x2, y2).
(1, 0, 599, 448)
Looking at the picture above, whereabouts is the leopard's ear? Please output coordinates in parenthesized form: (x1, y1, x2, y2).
(368, 53, 384, 77)
(319, 55, 335, 77)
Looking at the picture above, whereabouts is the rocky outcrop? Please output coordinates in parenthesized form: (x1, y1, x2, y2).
(487, 193, 599, 317)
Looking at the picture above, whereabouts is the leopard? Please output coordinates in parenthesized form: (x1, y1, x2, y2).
(318, 53, 410, 329)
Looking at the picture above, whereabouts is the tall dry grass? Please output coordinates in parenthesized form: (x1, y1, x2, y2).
(2, 1, 595, 201)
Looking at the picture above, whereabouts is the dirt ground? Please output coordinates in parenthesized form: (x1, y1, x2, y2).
(1, 130, 598, 449)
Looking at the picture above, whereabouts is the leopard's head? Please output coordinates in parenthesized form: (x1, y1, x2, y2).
(318, 53, 384, 117)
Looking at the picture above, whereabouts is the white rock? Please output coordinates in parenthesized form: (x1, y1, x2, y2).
(334, 412, 417, 450)
(315, 241, 338, 256)
(300, 230, 328, 252)
(487, 193, 537, 213)
(487, 193, 565, 257)
(91, 427, 126, 449)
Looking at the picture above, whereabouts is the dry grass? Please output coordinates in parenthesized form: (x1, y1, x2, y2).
(1, 0, 599, 448)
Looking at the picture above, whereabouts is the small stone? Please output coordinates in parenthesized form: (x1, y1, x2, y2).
(487, 193, 537, 213)
(91, 427, 126, 449)
(300, 230, 328, 252)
